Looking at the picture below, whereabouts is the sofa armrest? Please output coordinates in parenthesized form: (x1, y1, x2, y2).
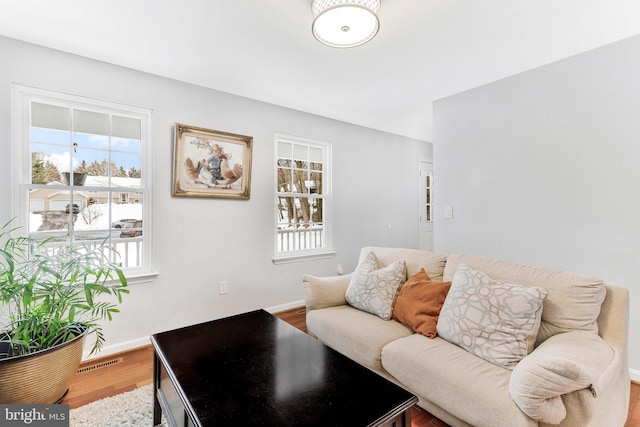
(303, 274, 352, 311)
(509, 330, 616, 424)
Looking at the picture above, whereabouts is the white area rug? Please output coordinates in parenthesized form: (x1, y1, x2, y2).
(70, 384, 166, 426)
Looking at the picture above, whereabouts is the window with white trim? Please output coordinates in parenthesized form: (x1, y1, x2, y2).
(274, 134, 332, 260)
(12, 85, 153, 277)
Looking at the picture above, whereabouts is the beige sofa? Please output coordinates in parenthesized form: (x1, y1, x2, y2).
(303, 247, 630, 427)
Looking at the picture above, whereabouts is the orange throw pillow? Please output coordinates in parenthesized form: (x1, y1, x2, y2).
(392, 268, 452, 338)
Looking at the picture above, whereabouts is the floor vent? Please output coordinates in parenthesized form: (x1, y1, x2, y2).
(77, 357, 123, 374)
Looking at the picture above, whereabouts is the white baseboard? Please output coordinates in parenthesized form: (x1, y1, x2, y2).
(630, 368, 640, 383)
(265, 299, 305, 313)
(82, 336, 151, 361)
(80, 301, 305, 361)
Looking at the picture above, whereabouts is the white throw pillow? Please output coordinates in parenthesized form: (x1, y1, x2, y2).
(345, 251, 406, 320)
(436, 263, 548, 369)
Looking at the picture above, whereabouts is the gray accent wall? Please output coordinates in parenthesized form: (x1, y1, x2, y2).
(0, 36, 430, 353)
(434, 34, 640, 378)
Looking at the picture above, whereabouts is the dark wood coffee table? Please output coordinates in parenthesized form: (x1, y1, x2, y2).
(151, 309, 417, 426)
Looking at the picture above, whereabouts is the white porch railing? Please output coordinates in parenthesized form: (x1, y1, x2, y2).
(41, 228, 322, 266)
(277, 227, 324, 252)
(42, 236, 143, 269)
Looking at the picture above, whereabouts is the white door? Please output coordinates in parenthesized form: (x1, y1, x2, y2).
(418, 162, 434, 251)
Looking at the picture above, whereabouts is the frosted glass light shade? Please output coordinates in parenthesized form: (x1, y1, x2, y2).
(311, 0, 380, 48)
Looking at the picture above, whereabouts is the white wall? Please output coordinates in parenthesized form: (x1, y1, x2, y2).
(0, 36, 430, 354)
(433, 34, 640, 379)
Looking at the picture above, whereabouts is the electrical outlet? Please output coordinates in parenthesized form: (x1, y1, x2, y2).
(219, 280, 229, 295)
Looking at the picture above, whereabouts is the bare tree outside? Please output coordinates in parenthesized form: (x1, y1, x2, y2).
(275, 139, 327, 253)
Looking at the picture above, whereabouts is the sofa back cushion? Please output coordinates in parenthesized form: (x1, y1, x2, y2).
(359, 247, 447, 281)
(443, 254, 606, 345)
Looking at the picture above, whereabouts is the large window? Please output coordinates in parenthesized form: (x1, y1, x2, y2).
(274, 134, 332, 261)
(12, 85, 153, 278)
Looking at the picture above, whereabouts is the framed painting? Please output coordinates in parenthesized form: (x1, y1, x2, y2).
(172, 123, 253, 199)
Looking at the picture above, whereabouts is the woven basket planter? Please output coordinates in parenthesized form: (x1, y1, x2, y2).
(0, 329, 86, 404)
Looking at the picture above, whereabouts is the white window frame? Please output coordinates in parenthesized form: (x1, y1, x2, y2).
(11, 84, 156, 282)
(273, 133, 334, 263)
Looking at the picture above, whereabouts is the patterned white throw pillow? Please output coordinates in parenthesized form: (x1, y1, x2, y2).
(345, 251, 406, 320)
(436, 263, 548, 369)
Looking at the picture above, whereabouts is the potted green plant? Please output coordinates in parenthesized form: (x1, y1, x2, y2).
(0, 220, 128, 404)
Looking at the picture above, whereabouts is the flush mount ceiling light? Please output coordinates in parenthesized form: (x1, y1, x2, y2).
(311, 0, 381, 48)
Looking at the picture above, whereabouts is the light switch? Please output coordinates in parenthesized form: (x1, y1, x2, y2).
(444, 206, 454, 219)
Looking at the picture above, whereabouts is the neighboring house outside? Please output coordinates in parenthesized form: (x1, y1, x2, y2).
(29, 176, 141, 232)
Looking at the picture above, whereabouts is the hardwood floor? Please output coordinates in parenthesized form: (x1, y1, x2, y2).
(62, 344, 154, 409)
(272, 305, 308, 333)
(630, 381, 640, 427)
(62, 307, 640, 426)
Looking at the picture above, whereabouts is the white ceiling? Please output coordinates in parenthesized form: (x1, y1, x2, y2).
(1, 0, 640, 141)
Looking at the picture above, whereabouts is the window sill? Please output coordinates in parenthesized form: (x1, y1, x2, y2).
(124, 270, 159, 285)
(272, 251, 336, 265)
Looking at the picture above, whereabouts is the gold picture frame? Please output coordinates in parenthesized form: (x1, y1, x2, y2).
(172, 123, 253, 199)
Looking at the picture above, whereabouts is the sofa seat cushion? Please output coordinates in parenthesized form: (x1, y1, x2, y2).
(306, 305, 413, 371)
(381, 334, 536, 427)
(443, 254, 605, 345)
